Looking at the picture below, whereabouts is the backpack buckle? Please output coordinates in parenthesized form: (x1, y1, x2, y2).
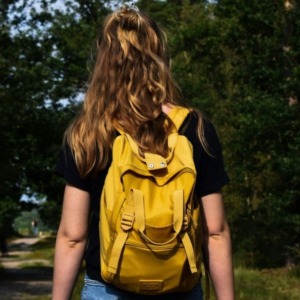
(182, 207, 192, 232)
(121, 213, 135, 231)
(182, 214, 188, 231)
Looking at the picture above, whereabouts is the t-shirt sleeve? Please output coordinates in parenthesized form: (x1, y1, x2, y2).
(54, 144, 90, 192)
(182, 113, 229, 198)
(197, 119, 229, 197)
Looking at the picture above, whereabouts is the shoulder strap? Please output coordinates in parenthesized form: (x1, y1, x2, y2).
(114, 106, 191, 134)
(114, 106, 191, 165)
(167, 106, 191, 132)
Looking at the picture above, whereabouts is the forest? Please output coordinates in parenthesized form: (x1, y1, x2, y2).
(1, 0, 299, 269)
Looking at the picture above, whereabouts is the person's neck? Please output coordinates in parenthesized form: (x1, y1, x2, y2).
(162, 103, 173, 114)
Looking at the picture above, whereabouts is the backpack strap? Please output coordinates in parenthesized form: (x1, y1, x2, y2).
(115, 106, 191, 134)
(123, 106, 191, 169)
(167, 106, 191, 132)
(107, 194, 135, 275)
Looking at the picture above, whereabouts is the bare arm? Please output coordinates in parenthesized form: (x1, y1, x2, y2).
(52, 184, 91, 300)
(201, 192, 235, 300)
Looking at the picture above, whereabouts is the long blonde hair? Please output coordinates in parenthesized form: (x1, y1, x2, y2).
(64, 6, 206, 177)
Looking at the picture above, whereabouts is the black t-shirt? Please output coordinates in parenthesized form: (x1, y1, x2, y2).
(55, 112, 229, 281)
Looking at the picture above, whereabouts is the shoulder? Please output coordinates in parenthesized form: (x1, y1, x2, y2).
(180, 110, 217, 146)
(54, 143, 91, 192)
(180, 110, 229, 197)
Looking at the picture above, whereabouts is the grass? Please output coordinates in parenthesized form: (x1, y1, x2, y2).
(19, 237, 56, 269)
(20, 262, 51, 268)
(207, 267, 300, 300)
(73, 272, 85, 300)
(24, 236, 56, 262)
(232, 267, 300, 300)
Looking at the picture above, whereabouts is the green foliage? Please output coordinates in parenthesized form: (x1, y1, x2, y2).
(209, 1, 300, 267)
(13, 208, 51, 235)
(232, 267, 300, 300)
(0, 198, 20, 236)
(25, 236, 56, 261)
(0, 0, 111, 229)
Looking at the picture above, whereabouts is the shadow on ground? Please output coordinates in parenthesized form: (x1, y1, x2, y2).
(0, 266, 53, 280)
(0, 237, 53, 299)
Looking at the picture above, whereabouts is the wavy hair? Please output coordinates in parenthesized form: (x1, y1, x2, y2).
(64, 6, 207, 177)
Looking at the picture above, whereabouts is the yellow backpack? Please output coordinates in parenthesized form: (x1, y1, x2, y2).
(100, 106, 203, 295)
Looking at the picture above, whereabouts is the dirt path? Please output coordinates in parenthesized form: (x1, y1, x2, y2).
(0, 237, 53, 299)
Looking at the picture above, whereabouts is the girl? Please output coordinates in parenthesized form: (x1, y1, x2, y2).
(52, 3, 234, 300)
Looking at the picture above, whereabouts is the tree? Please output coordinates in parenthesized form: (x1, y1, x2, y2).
(0, 0, 112, 230)
(209, 0, 300, 267)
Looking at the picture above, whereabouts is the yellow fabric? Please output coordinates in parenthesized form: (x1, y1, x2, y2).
(100, 106, 203, 295)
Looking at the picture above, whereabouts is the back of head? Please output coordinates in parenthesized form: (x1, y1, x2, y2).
(93, 3, 180, 122)
(67, 4, 182, 175)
